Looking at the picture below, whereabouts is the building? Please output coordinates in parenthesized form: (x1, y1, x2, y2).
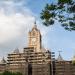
(0, 57, 6, 73)
(6, 22, 52, 75)
(0, 22, 75, 75)
(54, 53, 75, 75)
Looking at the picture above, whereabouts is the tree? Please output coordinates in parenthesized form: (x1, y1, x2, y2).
(13, 72, 22, 75)
(2, 71, 12, 75)
(1, 71, 22, 75)
(40, 0, 75, 31)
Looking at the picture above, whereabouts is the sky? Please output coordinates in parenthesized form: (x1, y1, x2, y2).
(0, 0, 75, 60)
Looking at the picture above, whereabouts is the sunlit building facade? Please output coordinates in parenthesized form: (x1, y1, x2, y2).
(6, 23, 52, 75)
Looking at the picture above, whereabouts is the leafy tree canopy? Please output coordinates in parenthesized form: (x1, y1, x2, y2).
(40, 0, 75, 31)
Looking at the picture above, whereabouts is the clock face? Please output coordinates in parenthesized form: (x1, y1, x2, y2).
(31, 38, 37, 45)
(31, 37, 36, 42)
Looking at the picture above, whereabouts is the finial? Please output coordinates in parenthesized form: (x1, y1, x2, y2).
(58, 51, 62, 55)
(33, 20, 37, 28)
(3, 57, 4, 60)
(34, 18, 36, 25)
(34, 20, 36, 25)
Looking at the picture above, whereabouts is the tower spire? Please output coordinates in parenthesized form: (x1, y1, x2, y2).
(34, 20, 37, 28)
(34, 20, 36, 25)
(28, 20, 42, 52)
(57, 51, 63, 61)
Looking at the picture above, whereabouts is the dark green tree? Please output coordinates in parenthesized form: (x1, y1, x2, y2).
(2, 71, 12, 75)
(2, 71, 22, 75)
(40, 0, 75, 31)
(13, 72, 22, 75)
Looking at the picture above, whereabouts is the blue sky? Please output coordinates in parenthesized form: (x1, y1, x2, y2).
(0, 0, 75, 60)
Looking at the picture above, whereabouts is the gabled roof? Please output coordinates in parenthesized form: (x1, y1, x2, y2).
(28, 21, 41, 36)
(32, 24, 38, 31)
(13, 48, 19, 54)
(0, 57, 6, 64)
(31, 21, 40, 32)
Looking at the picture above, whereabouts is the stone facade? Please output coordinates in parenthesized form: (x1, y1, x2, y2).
(6, 23, 51, 75)
(54, 61, 75, 75)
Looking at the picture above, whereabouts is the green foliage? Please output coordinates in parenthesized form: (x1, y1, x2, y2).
(2, 71, 11, 75)
(14, 72, 22, 75)
(0, 73, 2, 75)
(72, 61, 75, 65)
(58, 0, 72, 4)
(1, 71, 22, 75)
(40, 0, 75, 31)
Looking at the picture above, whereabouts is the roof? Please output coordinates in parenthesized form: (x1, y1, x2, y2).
(13, 48, 19, 54)
(31, 21, 40, 32)
(0, 57, 6, 64)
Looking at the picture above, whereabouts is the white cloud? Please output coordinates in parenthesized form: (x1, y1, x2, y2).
(0, 0, 71, 60)
(0, 0, 74, 61)
(0, 0, 51, 49)
(0, 13, 35, 57)
(0, 12, 35, 44)
(0, 0, 36, 58)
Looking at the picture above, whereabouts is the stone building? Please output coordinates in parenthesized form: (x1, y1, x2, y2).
(53, 53, 75, 75)
(0, 22, 75, 75)
(7, 22, 52, 75)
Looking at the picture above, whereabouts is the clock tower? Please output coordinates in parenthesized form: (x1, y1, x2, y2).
(28, 22, 42, 52)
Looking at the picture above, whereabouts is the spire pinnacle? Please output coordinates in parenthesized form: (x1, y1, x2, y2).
(34, 20, 36, 25)
(57, 51, 63, 61)
(33, 20, 37, 29)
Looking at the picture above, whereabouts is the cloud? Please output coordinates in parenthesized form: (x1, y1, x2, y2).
(0, 0, 31, 14)
(0, 0, 36, 58)
(0, 12, 35, 44)
(0, 0, 74, 61)
(0, 0, 52, 49)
